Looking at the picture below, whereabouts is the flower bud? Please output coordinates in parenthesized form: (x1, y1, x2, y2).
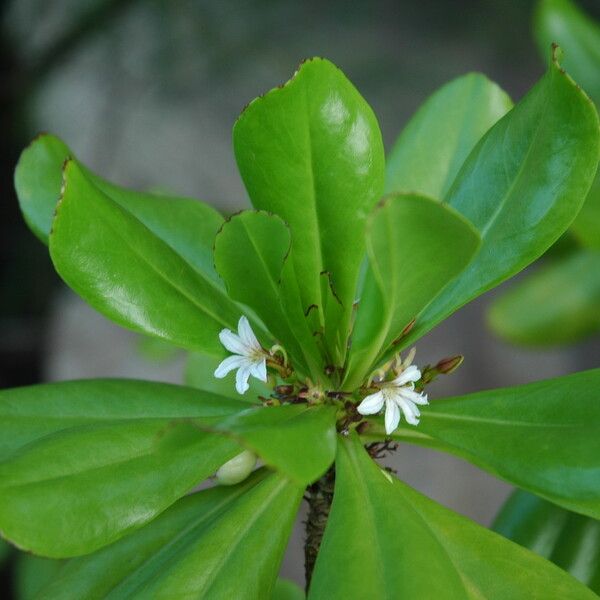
(436, 355, 463, 375)
(216, 450, 257, 486)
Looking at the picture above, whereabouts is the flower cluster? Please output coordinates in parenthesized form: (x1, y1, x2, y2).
(215, 315, 428, 435)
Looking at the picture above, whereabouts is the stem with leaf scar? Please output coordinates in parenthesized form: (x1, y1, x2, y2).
(303, 440, 400, 591)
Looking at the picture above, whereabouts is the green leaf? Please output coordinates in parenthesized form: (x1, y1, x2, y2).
(185, 351, 268, 401)
(534, 0, 600, 106)
(365, 369, 600, 520)
(572, 171, 600, 249)
(0, 539, 10, 565)
(343, 194, 480, 389)
(15, 554, 64, 600)
(36, 470, 302, 599)
(401, 47, 600, 351)
(14, 134, 71, 244)
(273, 579, 305, 600)
(214, 210, 322, 379)
(534, 0, 600, 251)
(49, 160, 244, 355)
(234, 58, 385, 365)
(213, 404, 338, 485)
(488, 250, 600, 346)
(386, 73, 512, 198)
(15, 134, 226, 284)
(309, 434, 597, 599)
(493, 489, 600, 593)
(0, 379, 246, 557)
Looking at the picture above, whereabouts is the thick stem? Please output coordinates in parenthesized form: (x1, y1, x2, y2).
(304, 465, 335, 591)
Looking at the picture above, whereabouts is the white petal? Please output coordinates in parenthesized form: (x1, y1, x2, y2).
(393, 365, 421, 387)
(219, 328, 248, 355)
(403, 347, 416, 368)
(397, 397, 420, 426)
(384, 400, 401, 435)
(408, 402, 421, 418)
(399, 387, 429, 405)
(235, 364, 252, 395)
(249, 358, 267, 382)
(237, 316, 261, 351)
(357, 391, 385, 415)
(214, 355, 248, 378)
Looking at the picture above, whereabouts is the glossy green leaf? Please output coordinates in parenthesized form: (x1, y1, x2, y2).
(214, 210, 321, 379)
(49, 160, 244, 355)
(488, 250, 600, 346)
(273, 579, 305, 600)
(534, 0, 600, 106)
(234, 58, 385, 365)
(494, 489, 600, 593)
(386, 73, 512, 198)
(14, 134, 71, 244)
(15, 554, 64, 600)
(36, 469, 302, 599)
(534, 0, 600, 251)
(344, 194, 480, 389)
(309, 434, 596, 599)
(0, 379, 246, 557)
(213, 404, 338, 485)
(365, 369, 600, 519)
(572, 171, 600, 249)
(15, 134, 226, 285)
(401, 48, 600, 351)
(185, 351, 268, 401)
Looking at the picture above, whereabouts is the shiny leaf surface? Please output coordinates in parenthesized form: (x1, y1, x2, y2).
(309, 434, 596, 599)
(344, 194, 480, 388)
(36, 470, 302, 599)
(0, 379, 245, 557)
(365, 369, 600, 519)
(534, 0, 600, 249)
(234, 58, 385, 365)
(213, 404, 338, 485)
(15, 134, 225, 283)
(386, 73, 512, 198)
(402, 48, 600, 350)
(488, 250, 600, 346)
(214, 210, 321, 378)
(49, 160, 242, 354)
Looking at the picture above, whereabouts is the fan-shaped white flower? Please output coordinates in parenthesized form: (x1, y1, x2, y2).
(357, 365, 428, 434)
(214, 316, 268, 394)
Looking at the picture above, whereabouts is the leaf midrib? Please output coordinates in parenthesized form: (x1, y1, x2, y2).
(424, 411, 593, 429)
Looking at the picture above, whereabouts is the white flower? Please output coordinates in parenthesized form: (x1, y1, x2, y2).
(357, 365, 428, 434)
(214, 316, 268, 394)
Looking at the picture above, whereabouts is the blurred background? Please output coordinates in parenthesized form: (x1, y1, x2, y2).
(1, 0, 599, 595)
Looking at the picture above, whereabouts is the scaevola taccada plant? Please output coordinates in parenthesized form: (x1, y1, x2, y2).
(4, 45, 600, 598)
